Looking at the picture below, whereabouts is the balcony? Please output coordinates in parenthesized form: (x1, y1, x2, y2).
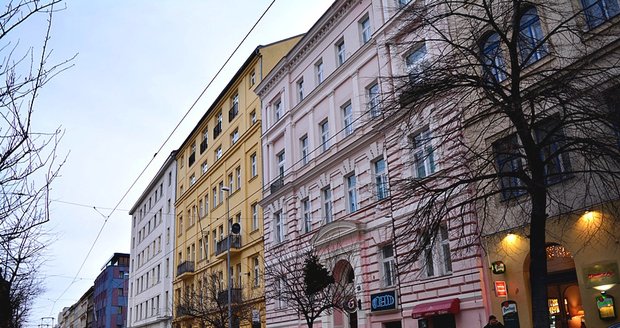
(217, 288, 243, 304)
(229, 105, 239, 122)
(200, 139, 208, 153)
(215, 235, 241, 257)
(176, 261, 195, 277)
(175, 305, 190, 317)
(188, 152, 195, 167)
(213, 123, 222, 139)
(270, 177, 284, 194)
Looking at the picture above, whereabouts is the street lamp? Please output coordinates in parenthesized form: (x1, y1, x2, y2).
(221, 186, 232, 328)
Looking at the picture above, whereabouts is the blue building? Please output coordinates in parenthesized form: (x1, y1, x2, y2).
(94, 253, 129, 328)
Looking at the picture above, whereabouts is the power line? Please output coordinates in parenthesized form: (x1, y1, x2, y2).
(47, 0, 278, 316)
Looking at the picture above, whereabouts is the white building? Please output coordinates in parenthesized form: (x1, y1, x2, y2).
(128, 151, 177, 328)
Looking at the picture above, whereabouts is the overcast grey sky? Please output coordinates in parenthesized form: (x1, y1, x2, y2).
(26, 1, 334, 325)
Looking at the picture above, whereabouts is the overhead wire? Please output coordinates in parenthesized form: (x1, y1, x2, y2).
(47, 0, 278, 316)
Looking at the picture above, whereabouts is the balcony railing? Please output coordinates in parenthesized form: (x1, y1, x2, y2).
(188, 152, 195, 167)
(200, 139, 208, 153)
(229, 105, 239, 122)
(217, 288, 243, 304)
(215, 235, 241, 256)
(176, 261, 195, 277)
(213, 123, 222, 139)
(270, 177, 284, 194)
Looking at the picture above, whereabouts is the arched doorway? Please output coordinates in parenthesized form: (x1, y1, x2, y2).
(544, 243, 585, 328)
(333, 260, 357, 328)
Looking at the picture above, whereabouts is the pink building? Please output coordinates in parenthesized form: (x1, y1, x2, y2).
(257, 0, 487, 327)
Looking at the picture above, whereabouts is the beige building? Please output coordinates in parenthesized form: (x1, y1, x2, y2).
(172, 36, 301, 328)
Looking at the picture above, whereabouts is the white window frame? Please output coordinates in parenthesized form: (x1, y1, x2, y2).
(300, 135, 309, 165)
(315, 59, 324, 84)
(346, 173, 358, 213)
(274, 211, 284, 243)
(322, 187, 332, 224)
(277, 150, 286, 178)
(342, 102, 353, 136)
(250, 153, 257, 177)
(297, 78, 304, 103)
(374, 157, 388, 200)
(235, 166, 241, 190)
(251, 203, 258, 231)
(336, 39, 346, 66)
(380, 244, 397, 287)
(411, 128, 436, 178)
(367, 82, 380, 117)
(360, 15, 371, 44)
(320, 120, 330, 151)
(424, 224, 452, 277)
(253, 256, 260, 287)
(274, 99, 282, 122)
(302, 198, 311, 233)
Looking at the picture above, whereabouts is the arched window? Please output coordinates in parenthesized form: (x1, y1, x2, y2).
(481, 33, 507, 82)
(582, 0, 620, 29)
(519, 7, 548, 66)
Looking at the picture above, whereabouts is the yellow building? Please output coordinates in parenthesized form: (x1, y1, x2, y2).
(172, 36, 301, 328)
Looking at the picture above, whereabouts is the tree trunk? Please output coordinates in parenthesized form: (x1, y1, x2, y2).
(529, 184, 549, 328)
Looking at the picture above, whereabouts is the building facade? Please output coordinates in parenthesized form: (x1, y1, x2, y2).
(172, 37, 301, 328)
(128, 151, 177, 328)
(57, 286, 94, 328)
(93, 253, 130, 328)
(256, 0, 489, 327)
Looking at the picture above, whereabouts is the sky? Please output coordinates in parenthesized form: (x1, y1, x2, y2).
(22, 1, 335, 326)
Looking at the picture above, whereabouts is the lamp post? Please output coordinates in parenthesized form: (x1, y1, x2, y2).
(221, 186, 232, 328)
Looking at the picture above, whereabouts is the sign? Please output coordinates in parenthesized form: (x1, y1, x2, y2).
(343, 296, 357, 313)
(596, 293, 616, 320)
(492, 261, 506, 274)
(501, 300, 520, 328)
(495, 281, 508, 297)
(583, 262, 620, 289)
(370, 290, 397, 312)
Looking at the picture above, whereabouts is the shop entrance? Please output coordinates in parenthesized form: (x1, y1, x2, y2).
(544, 244, 585, 328)
(333, 260, 357, 328)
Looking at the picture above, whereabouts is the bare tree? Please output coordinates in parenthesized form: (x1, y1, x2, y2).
(175, 273, 258, 328)
(1, 1, 71, 326)
(380, 1, 620, 327)
(264, 247, 354, 328)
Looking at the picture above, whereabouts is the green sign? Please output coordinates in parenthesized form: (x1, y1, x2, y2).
(583, 262, 619, 289)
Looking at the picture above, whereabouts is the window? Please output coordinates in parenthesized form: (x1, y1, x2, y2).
(398, 0, 411, 8)
(320, 120, 330, 151)
(250, 153, 257, 177)
(297, 78, 304, 103)
(482, 33, 507, 82)
(424, 224, 452, 277)
(198, 239, 203, 260)
(229, 94, 239, 121)
(253, 256, 260, 287)
(346, 174, 358, 213)
(367, 82, 381, 117)
(274, 99, 282, 122)
(228, 173, 233, 192)
(214, 112, 223, 139)
(250, 71, 256, 86)
(374, 157, 388, 200)
(215, 146, 222, 161)
(322, 187, 333, 224)
(493, 134, 526, 199)
(535, 118, 572, 184)
(380, 244, 397, 287)
(201, 161, 208, 174)
(189, 143, 196, 167)
(582, 0, 619, 29)
(250, 110, 257, 125)
(168, 172, 172, 186)
(302, 198, 311, 233)
(315, 59, 324, 84)
(342, 102, 353, 136)
(275, 277, 285, 308)
(336, 39, 346, 66)
(213, 187, 217, 207)
(201, 129, 208, 153)
(277, 151, 285, 178)
(360, 15, 371, 44)
(406, 43, 427, 82)
(230, 129, 239, 145)
(518, 7, 547, 66)
(251, 203, 258, 231)
(411, 129, 436, 178)
(300, 135, 309, 165)
(235, 166, 241, 190)
(274, 211, 284, 243)
(189, 174, 196, 186)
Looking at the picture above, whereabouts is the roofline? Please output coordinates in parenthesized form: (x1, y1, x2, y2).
(176, 34, 305, 154)
(129, 150, 177, 215)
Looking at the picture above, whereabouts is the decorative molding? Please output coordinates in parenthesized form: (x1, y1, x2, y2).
(311, 220, 366, 247)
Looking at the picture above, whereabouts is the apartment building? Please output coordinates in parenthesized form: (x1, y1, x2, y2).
(128, 152, 177, 328)
(93, 253, 129, 328)
(172, 37, 301, 328)
(57, 287, 94, 328)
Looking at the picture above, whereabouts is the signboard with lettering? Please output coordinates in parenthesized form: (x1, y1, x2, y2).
(495, 281, 508, 298)
(596, 293, 616, 320)
(370, 290, 397, 312)
(501, 300, 520, 328)
(583, 262, 620, 289)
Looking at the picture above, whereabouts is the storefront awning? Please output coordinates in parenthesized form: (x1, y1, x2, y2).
(411, 298, 461, 319)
